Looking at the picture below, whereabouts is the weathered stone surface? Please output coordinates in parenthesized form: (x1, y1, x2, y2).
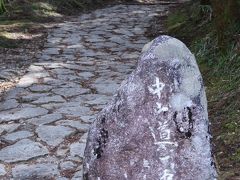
(56, 105, 92, 117)
(56, 120, 89, 132)
(42, 47, 60, 55)
(0, 139, 48, 162)
(52, 87, 91, 98)
(29, 84, 52, 92)
(85, 95, 112, 106)
(28, 113, 62, 125)
(0, 99, 19, 111)
(70, 142, 86, 158)
(84, 36, 217, 179)
(57, 145, 69, 157)
(3, 130, 33, 141)
(4, 87, 26, 100)
(17, 74, 38, 88)
(0, 164, 6, 176)
(81, 115, 95, 123)
(72, 168, 83, 180)
(80, 132, 88, 143)
(0, 124, 20, 135)
(77, 72, 95, 80)
(20, 93, 49, 102)
(32, 95, 65, 104)
(36, 125, 75, 147)
(12, 163, 59, 180)
(60, 161, 77, 170)
(92, 81, 119, 95)
(0, 107, 48, 122)
(57, 177, 68, 180)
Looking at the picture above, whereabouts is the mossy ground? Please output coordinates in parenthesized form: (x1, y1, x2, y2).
(166, 1, 240, 179)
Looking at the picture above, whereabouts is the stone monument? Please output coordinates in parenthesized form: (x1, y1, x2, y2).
(83, 36, 217, 180)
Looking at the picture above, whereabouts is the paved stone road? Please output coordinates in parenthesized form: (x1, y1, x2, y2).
(0, 4, 169, 179)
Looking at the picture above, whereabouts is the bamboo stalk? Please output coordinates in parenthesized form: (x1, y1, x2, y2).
(0, 0, 6, 14)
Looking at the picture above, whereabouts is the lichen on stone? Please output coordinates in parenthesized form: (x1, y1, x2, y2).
(83, 35, 217, 180)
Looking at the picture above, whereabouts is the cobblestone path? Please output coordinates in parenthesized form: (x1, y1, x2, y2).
(0, 4, 169, 179)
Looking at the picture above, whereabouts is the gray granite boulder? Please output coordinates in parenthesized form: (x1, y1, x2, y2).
(83, 36, 217, 180)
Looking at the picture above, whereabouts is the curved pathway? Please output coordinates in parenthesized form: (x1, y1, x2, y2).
(0, 4, 170, 179)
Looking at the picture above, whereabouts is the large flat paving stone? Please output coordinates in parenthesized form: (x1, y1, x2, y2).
(2, 130, 33, 141)
(70, 142, 86, 158)
(12, 163, 59, 180)
(55, 104, 92, 117)
(0, 99, 19, 111)
(36, 125, 76, 147)
(56, 120, 89, 132)
(27, 113, 62, 126)
(0, 139, 49, 163)
(91, 82, 119, 95)
(0, 124, 20, 135)
(52, 87, 91, 98)
(29, 84, 53, 92)
(0, 107, 48, 122)
(32, 95, 66, 104)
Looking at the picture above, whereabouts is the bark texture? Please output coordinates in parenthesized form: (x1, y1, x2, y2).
(83, 35, 217, 180)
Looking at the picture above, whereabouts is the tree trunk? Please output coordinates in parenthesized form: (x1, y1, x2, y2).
(211, 0, 240, 49)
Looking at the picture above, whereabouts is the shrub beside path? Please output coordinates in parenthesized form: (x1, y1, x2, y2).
(0, 3, 172, 179)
